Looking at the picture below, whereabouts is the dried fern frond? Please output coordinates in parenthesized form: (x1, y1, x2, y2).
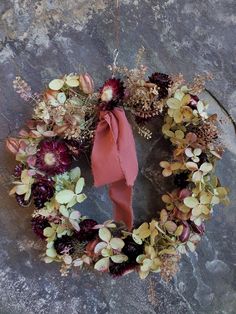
(137, 125, 152, 139)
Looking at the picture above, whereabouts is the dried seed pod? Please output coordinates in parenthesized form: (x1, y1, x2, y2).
(79, 73, 94, 94)
(6, 138, 20, 154)
(179, 222, 190, 242)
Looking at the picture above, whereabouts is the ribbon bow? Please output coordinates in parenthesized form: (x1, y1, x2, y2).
(91, 108, 138, 230)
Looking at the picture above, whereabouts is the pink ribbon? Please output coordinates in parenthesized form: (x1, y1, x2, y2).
(91, 108, 138, 230)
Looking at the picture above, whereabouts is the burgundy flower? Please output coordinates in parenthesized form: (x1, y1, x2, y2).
(188, 94, 199, 109)
(99, 78, 124, 110)
(108, 236, 143, 277)
(109, 261, 135, 277)
(54, 235, 75, 255)
(15, 194, 31, 207)
(148, 72, 172, 100)
(76, 219, 98, 242)
(198, 153, 209, 165)
(36, 140, 72, 175)
(122, 236, 144, 262)
(32, 176, 55, 209)
(13, 164, 24, 178)
(65, 139, 83, 158)
(174, 172, 190, 188)
(31, 216, 50, 239)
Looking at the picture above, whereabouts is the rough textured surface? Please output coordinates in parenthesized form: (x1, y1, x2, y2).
(0, 1, 236, 313)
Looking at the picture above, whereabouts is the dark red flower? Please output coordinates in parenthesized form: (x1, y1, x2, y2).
(188, 94, 199, 109)
(99, 78, 124, 110)
(122, 236, 144, 262)
(198, 153, 209, 165)
(64, 139, 81, 158)
(174, 172, 190, 189)
(36, 140, 72, 175)
(32, 176, 55, 209)
(109, 261, 136, 277)
(148, 72, 172, 100)
(76, 219, 98, 242)
(31, 216, 50, 239)
(15, 194, 31, 207)
(54, 235, 75, 255)
(13, 164, 24, 178)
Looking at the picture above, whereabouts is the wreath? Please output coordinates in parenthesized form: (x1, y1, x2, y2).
(6, 51, 229, 280)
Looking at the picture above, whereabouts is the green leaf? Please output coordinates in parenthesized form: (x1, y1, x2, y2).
(43, 227, 55, 238)
(66, 77, 80, 87)
(75, 178, 85, 194)
(132, 234, 142, 245)
(200, 192, 212, 205)
(70, 167, 81, 181)
(15, 185, 28, 195)
(211, 195, 220, 205)
(49, 79, 64, 90)
(67, 195, 77, 208)
(184, 197, 199, 208)
(167, 98, 181, 109)
(110, 238, 125, 250)
(101, 248, 111, 257)
(187, 242, 196, 252)
(46, 248, 57, 258)
(94, 242, 107, 254)
(69, 210, 81, 220)
(94, 257, 110, 272)
(200, 162, 213, 173)
(141, 258, 152, 272)
(59, 205, 70, 217)
(44, 257, 54, 263)
(56, 189, 75, 204)
(46, 242, 54, 249)
(174, 90, 185, 100)
(99, 227, 111, 242)
(57, 92, 66, 104)
(192, 206, 202, 217)
(111, 254, 128, 263)
(76, 193, 87, 203)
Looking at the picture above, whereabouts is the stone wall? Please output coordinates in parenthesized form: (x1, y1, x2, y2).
(0, 1, 236, 313)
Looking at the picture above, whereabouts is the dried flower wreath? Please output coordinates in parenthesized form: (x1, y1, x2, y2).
(6, 52, 229, 280)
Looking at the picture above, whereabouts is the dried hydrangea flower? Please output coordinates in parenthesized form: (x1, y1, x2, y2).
(166, 91, 193, 124)
(160, 161, 182, 177)
(136, 245, 161, 279)
(185, 147, 202, 163)
(9, 169, 34, 201)
(94, 227, 128, 272)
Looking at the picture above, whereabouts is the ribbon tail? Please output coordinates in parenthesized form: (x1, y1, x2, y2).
(109, 179, 133, 230)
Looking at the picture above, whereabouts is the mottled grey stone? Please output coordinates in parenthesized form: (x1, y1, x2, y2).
(0, 1, 236, 313)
